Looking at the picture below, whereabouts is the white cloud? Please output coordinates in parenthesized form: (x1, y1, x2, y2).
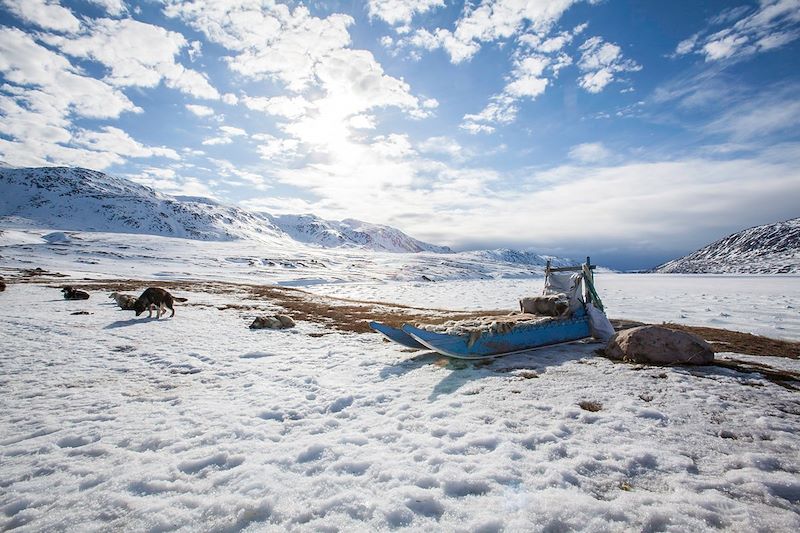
(85, 0, 127, 17)
(418, 136, 465, 160)
(577, 36, 641, 93)
(1, 0, 82, 33)
(72, 126, 180, 159)
(220, 125, 247, 137)
(43, 17, 220, 100)
(674, 0, 800, 62)
(130, 169, 220, 199)
(207, 158, 269, 189)
(405, 0, 581, 63)
(164, 0, 431, 131)
(568, 142, 611, 163)
(242, 95, 311, 120)
(202, 137, 233, 146)
(0, 28, 138, 119)
(367, 0, 444, 26)
(460, 52, 558, 132)
(0, 27, 168, 169)
(349, 114, 377, 129)
(252, 133, 300, 160)
(704, 86, 800, 141)
(186, 104, 214, 117)
(459, 122, 495, 134)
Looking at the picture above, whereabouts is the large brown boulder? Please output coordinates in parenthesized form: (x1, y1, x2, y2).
(604, 325, 714, 365)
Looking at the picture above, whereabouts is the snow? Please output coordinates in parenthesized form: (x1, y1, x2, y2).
(656, 217, 800, 274)
(1, 225, 799, 530)
(308, 275, 800, 342)
(1, 284, 798, 531)
(0, 166, 457, 254)
(0, 229, 568, 285)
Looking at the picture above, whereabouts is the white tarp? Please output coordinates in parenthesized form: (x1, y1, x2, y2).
(587, 302, 615, 341)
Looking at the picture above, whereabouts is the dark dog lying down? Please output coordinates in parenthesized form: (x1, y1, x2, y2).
(62, 286, 90, 300)
(133, 288, 188, 319)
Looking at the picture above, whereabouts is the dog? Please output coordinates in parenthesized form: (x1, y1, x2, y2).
(133, 288, 188, 319)
(109, 292, 138, 310)
(250, 314, 295, 329)
(61, 286, 90, 300)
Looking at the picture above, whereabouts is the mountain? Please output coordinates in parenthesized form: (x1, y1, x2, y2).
(654, 218, 800, 274)
(270, 214, 452, 253)
(0, 166, 450, 253)
(0, 166, 287, 243)
(465, 248, 574, 267)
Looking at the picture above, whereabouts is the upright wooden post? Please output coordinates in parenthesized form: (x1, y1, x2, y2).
(544, 259, 551, 295)
(584, 256, 591, 304)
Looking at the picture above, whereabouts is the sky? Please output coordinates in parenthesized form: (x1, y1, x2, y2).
(0, 0, 799, 269)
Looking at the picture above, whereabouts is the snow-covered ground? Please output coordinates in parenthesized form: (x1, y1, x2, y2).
(0, 229, 561, 285)
(308, 275, 800, 342)
(1, 284, 798, 531)
(2, 228, 799, 531)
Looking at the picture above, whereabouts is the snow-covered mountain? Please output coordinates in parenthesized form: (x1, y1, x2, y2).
(465, 248, 574, 268)
(0, 166, 449, 253)
(655, 217, 800, 274)
(0, 166, 287, 243)
(270, 214, 452, 253)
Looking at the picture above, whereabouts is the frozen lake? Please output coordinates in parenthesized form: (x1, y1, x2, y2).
(306, 274, 800, 342)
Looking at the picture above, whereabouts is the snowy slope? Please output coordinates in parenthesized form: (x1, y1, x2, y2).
(0, 166, 288, 244)
(0, 166, 456, 253)
(655, 218, 800, 274)
(465, 248, 575, 268)
(1, 283, 798, 531)
(269, 214, 452, 253)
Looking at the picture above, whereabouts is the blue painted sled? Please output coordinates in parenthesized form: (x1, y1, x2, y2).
(400, 315, 591, 360)
(369, 321, 427, 350)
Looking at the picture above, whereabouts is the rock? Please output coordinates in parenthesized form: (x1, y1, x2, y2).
(604, 325, 714, 365)
(0, 280, 5, 292)
(250, 315, 295, 330)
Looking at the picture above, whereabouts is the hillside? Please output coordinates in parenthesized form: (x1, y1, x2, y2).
(269, 214, 452, 253)
(655, 218, 800, 274)
(0, 166, 448, 253)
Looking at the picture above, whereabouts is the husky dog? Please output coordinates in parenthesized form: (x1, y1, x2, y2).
(250, 314, 295, 329)
(133, 288, 188, 319)
(109, 292, 138, 310)
(62, 286, 90, 300)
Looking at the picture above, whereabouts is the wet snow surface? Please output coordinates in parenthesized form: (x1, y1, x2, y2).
(1, 230, 800, 531)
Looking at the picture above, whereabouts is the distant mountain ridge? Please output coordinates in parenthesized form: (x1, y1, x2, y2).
(0, 166, 452, 253)
(655, 217, 800, 274)
(270, 214, 452, 253)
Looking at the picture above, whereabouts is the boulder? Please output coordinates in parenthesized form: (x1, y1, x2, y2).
(604, 325, 714, 365)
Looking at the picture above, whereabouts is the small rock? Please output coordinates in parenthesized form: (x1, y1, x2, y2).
(578, 400, 602, 412)
(604, 325, 714, 365)
(71, 311, 91, 315)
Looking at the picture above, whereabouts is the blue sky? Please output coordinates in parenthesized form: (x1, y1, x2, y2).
(1, 0, 799, 269)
